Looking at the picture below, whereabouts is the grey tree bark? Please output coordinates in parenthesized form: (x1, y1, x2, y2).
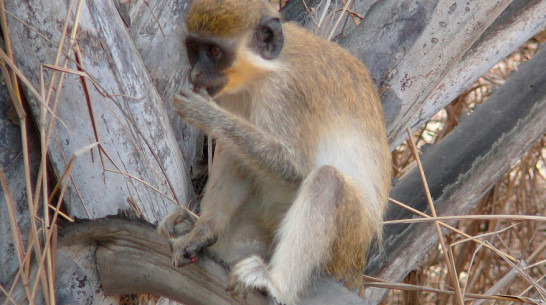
(54, 45, 546, 305)
(1, 0, 545, 304)
(3, 0, 196, 304)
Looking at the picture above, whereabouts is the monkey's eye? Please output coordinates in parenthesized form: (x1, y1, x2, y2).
(209, 46, 222, 58)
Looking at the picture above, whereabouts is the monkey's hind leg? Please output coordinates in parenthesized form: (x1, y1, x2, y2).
(229, 165, 377, 304)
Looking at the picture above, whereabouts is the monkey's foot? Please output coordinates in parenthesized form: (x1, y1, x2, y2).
(157, 208, 197, 239)
(226, 280, 249, 299)
(227, 255, 270, 298)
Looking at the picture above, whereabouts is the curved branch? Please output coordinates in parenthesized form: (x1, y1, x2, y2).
(59, 217, 268, 305)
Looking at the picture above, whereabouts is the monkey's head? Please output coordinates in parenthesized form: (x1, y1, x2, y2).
(184, 0, 284, 97)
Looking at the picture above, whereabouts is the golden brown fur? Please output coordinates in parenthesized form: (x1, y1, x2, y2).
(186, 0, 278, 37)
(159, 0, 391, 303)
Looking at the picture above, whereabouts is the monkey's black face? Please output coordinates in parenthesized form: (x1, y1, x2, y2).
(185, 35, 235, 96)
(184, 16, 284, 96)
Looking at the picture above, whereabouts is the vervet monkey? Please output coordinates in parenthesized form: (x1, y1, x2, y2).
(158, 0, 391, 303)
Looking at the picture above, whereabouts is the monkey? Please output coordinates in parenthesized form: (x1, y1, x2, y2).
(157, 0, 391, 304)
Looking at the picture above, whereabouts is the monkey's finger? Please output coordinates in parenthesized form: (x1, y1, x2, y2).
(226, 281, 249, 299)
(195, 87, 210, 98)
(183, 251, 198, 263)
(175, 91, 203, 110)
(181, 86, 212, 104)
(172, 253, 193, 268)
(172, 94, 193, 120)
(173, 93, 188, 105)
(178, 86, 199, 99)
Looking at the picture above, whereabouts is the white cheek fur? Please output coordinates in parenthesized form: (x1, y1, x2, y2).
(242, 48, 284, 72)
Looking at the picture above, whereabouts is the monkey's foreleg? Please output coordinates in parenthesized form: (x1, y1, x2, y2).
(163, 147, 251, 267)
(172, 88, 305, 184)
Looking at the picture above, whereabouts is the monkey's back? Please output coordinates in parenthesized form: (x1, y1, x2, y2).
(280, 23, 383, 121)
(273, 24, 392, 293)
(276, 23, 391, 213)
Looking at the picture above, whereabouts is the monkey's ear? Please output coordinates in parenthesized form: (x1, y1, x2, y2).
(255, 16, 284, 59)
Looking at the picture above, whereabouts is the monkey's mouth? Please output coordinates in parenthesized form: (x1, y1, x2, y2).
(192, 85, 208, 92)
(193, 84, 222, 97)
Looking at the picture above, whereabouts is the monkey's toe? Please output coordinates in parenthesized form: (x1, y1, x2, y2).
(171, 240, 197, 267)
(226, 278, 249, 299)
(226, 255, 270, 299)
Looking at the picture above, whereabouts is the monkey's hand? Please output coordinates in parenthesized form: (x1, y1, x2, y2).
(172, 87, 222, 133)
(169, 222, 218, 267)
(158, 209, 217, 267)
(157, 208, 197, 239)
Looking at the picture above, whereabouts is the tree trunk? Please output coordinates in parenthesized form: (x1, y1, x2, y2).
(3, 0, 196, 304)
(339, 0, 545, 148)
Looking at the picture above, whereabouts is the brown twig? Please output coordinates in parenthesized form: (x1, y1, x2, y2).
(362, 275, 535, 304)
(383, 214, 546, 224)
(406, 127, 465, 305)
(388, 197, 519, 263)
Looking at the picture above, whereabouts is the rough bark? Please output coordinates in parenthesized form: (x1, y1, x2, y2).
(112, 0, 201, 172)
(280, 0, 321, 22)
(4, 0, 195, 304)
(58, 217, 268, 305)
(6, 0, 192, 221)
(339, 0, 546, 148)
(364, 43, 546, 304)
(0, 74, 39, 288)
(286, 0, 545, 149)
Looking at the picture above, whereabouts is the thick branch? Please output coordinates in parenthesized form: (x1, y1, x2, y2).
(7, 0, 191, 221)
(59, 217, 268, 305)
(340, 0, 546, 148)
(363, 44, 546, 303)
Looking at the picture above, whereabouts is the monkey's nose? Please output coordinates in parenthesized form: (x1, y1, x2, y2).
(190, 69, 202, 83)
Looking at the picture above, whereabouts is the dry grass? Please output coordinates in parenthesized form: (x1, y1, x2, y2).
(385, 34, 546, 305)
(0, 1, 87, 304)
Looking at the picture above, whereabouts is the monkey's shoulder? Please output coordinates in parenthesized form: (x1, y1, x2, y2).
(281, 23, 367, 68)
